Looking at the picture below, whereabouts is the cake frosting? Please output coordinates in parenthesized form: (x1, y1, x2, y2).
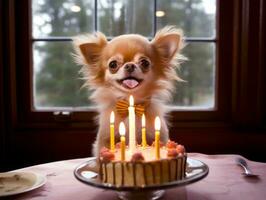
(98, 141, 187, 187)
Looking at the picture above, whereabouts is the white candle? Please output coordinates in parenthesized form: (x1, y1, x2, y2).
(119, 122, 126, 161)
(128, 95, 136, 153)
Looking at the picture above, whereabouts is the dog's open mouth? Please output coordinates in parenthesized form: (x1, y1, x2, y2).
(117, 77, 143, 89)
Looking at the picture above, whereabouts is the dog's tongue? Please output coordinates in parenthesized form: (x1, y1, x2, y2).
(122, 79, 139, 89)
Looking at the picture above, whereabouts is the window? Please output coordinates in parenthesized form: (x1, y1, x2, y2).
(6, 0, 240, 128)
(32, 0, 216, 110)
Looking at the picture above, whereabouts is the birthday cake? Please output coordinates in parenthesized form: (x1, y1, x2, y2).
(97, 96, 187, 187)
(98, 141, 187, 187)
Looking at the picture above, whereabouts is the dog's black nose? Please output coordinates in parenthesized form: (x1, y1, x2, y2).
(125, 63, 136, 73)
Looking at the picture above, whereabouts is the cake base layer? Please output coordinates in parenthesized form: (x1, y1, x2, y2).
(99, 155, 187, 187)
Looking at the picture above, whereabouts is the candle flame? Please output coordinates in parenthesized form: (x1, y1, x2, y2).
(129, 95, 134, 106)
(110, 111, 115, 123)
(155, 116, 161, 131)
(142, 114, 146, 127)
(119, 122, 126, 136)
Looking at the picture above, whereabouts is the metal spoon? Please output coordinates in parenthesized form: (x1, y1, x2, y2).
(236, 157, 258, 177)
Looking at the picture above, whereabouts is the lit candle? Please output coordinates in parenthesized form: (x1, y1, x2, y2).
(128, 95, 136, 153)
(110, 111, 115, 152)
(155, 116, 161, 159)
(141, 114, 147, 147)
(119, 122, 126, 161)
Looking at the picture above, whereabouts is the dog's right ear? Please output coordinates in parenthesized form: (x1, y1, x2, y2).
(73, 32, 107, 65)
(152, 26, 184, 63)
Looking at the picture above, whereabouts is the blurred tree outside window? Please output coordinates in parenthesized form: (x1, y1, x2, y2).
(32, 0, 216, 110)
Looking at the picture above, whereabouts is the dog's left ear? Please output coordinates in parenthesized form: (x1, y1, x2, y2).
(152, 26, 183, 62)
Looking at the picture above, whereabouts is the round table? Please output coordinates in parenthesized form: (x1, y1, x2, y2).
(6, 153, 266, 200)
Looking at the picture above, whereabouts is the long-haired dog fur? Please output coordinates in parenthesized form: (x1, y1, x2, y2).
(73, 26, 185, 156)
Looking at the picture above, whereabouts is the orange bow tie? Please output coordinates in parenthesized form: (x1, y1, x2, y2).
(116, 99, 148, 118)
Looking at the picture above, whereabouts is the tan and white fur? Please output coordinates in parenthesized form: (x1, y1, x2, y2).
(73, 26, 185, 156)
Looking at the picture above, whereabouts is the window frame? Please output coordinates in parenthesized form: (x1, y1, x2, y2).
(6, 0, 265, 130)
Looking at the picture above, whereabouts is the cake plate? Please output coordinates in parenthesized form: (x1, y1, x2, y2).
(74, 157, 209, 200)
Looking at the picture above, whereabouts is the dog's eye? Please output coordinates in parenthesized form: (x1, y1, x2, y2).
(109, 61, 118, 69)
(140, 59, 150, 69)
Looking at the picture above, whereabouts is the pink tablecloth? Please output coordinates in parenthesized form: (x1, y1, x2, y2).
(6, 153, 266, 200)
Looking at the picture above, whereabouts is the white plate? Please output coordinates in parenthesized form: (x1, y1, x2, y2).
(0, 171, 46, 197)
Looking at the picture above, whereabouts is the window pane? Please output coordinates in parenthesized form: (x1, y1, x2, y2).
(173, 43, 215, 109)
(98, 0, 154, 37)
(32, 0, 94, 38)
(33, 42, 215, 109)
(157, 0, 216, 38)
(33, 41, 91, 109)
(32, 0, 217, 110)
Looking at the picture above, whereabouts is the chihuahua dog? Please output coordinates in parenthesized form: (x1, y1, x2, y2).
(73, 26, 185, 156)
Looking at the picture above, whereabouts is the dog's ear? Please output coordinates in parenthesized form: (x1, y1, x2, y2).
(79, 43, 103, 64)
(73, 32, 107, 65)
(152, 26, 183, 62)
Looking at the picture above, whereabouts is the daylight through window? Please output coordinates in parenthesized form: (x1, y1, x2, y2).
(32, 0, 216, 110)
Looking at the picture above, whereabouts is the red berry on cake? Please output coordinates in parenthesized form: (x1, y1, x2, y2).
(176, 144, 185, 154)
(131, 152, 145, 162)
(100, 147, 115, 163)
(167, 149, 178, 157)
(100, 147, 109, 155)
(166, 140, 178, 149)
